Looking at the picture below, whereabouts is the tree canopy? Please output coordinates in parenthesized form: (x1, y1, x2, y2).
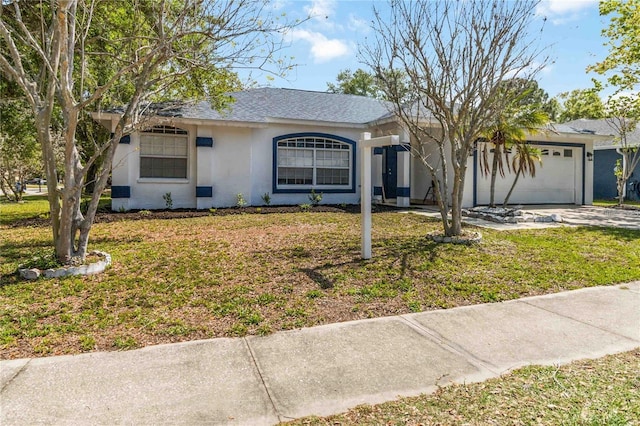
(588, 0, 640, 93)
(0, 0, 298, 264)
(557, 88, 606, 122)
(327, 69, 381, 98)
(326, 68, 411, 102)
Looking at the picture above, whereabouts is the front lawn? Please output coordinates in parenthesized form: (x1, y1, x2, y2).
(1, 196, 639, 359)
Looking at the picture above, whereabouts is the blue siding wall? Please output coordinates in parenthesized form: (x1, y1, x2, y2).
(594, 149, 640, 200)
(594, 149, 620, 200)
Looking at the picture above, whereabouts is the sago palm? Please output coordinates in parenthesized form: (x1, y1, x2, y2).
(479, 83, 550, 207)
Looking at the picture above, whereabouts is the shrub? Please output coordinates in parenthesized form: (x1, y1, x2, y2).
(163, 192, 173, 209)
(308, 189, 323, 206)
(236, 193, 247, 208)
(261, 192, 271, 206)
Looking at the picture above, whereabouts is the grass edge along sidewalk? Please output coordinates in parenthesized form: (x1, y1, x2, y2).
(286, 348, 640, 425)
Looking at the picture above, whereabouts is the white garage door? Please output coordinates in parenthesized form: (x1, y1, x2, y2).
(476, 146, 578, 205)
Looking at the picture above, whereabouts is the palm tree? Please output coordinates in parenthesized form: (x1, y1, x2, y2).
(478, 80, 550, 207)
(502, 143, 543, 207)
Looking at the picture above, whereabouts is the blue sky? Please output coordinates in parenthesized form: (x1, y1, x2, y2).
(243, 0, 610, 99)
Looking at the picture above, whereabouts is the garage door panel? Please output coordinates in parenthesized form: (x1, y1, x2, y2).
(476, 146, 576, 205)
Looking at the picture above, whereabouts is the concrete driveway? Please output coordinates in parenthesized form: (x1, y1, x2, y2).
(524, 205, 640, 230)
(410, 204, 640, 231)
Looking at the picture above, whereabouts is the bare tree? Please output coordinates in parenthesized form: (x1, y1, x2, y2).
(0, 0, 298, 264)
(361, 0, 548, 236)
(607, 96, 640, 206)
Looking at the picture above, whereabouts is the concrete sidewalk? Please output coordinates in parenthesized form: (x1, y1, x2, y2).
(2, 283, 639, 425)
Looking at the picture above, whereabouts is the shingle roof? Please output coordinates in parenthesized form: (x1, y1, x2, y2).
(562, 118, 640, 148)
(168, 87, 393, 125)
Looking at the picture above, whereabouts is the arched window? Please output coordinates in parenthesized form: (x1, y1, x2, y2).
(140, 126, 188, 179)
(273, 133, 355, 193)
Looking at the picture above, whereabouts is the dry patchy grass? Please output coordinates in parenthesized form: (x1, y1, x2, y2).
(1, 208, 639, 359)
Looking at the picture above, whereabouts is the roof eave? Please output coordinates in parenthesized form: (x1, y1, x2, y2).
(90, 111, 270, 129)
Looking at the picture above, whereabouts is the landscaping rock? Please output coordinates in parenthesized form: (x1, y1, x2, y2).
(463, 206, 559, 225)
(551, 213, 563, 223)
(19, 251, 112, 280)
(19, 268, 40, 280)
(427, 231, 482, 245)
(534, 216, 553, 223)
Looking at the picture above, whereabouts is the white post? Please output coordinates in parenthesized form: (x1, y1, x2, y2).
(361, 133, 373, 259)
(396, 149, 411, 207)
(360, 133, 399, 259)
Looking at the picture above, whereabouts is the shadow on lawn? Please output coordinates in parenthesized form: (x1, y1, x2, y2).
(581, 226, 640, 242)
(291, 235, 442, 291)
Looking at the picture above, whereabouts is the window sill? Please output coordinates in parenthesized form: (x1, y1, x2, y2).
(274, 186, 355, 194)
(137, 178, 190, 184)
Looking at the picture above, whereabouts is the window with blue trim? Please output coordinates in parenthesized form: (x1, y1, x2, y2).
(140, 126, 188, 179)
(276, 136, 352, 190)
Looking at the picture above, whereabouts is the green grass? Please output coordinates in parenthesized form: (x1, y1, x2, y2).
(0, 194, 51, 225)
(594, 199, 640, 208)
(0, 193, 111, 226)
(287, 349, 640, 425)
(1, 197, 639, 358)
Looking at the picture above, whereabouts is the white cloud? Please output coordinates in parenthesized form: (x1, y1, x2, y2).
(348, 14, 370, 34)
(536, 0, 598, 24)
(288, 29, 351, 63)
(302, 0, 342, 31)
(305, 0, 337, 20)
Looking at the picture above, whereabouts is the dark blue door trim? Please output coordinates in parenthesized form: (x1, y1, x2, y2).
(383, 147, 398, 199)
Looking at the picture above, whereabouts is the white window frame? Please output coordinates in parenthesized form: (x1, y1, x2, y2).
(275, 136, 353, 191)
(139, 126, 189, 180)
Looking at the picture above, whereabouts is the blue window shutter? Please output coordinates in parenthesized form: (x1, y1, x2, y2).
(196, 186, 213, 197)
(111, 186, 131, 198)
(397, 187, 410, 197)
(119, 135, 131, 144)
(196, 137, 214, 147)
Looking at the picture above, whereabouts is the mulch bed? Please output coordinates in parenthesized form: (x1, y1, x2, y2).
(7, 204, 401, 228)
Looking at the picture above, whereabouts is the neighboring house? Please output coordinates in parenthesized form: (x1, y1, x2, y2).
(563, 118, 640, 201)
(92, 88, 604, 210)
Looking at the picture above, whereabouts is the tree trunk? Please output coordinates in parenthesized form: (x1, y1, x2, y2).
(489, 143, 501, 207)
(447, 157, 467, 237)
(503, 169, 522, 207)
(617, 177, 625, 206)
(35, 111, 62, 253)
(76, 131, 122, 259)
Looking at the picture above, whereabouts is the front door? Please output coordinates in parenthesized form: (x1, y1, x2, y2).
(382, 147, 398, 199)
